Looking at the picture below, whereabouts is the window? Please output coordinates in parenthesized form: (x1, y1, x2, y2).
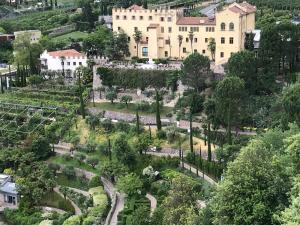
(127, 37, 131, 42)
(149, 16, 152, 20)
(146, 37, 149, 42)
(142, 47, 148, 57)
(205, 38, 208, 43)
(194, 38, 197, 43)
(220, 52, 224, 58)
(230, 37, 234, 44)
(183, 47, 187, 53)
(202, 49, 206, 54)
(161, 27, 164, 33)
(168, 17, 172, 22)
(73, 62, 76, 65)
(212, 27, 215, 32)
(194, 49, 197, 53)
(132, 15, 135, 20)
(160, 17, 164, 22)
(140, 16, 143, 20)
(229, 22, 234, 31)
(168, 27, 172, 33)
(116, 15, 120, 20)
(67, 62, 70, 65)
(165, 51, 168, 57)
(134, 27, 138, 31)
(123, 15, 127, 20)
(118, 27, 121, 31)
(79, 62, 82, 65)
(165, 39, 170, 44)
(206, 27, 209, 32)
(221, 22, 226, 31)
(221, 37, 225, 44)
(179, 27, 182, 32)
(186, 38, 189, 43)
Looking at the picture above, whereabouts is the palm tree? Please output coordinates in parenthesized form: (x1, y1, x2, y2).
(60, 56, 66, 77)
(133, 30, 142, 57)
(178, 35, 183, 60)
(188, 31, 194, 53)
(207, 38, 216, 61)
(167, 36, 172, 58)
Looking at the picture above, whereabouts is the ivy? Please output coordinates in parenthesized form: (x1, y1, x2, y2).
(97, 67, 174, 89)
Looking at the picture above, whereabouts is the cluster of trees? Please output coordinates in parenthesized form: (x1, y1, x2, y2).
(83, 26, 130, 60)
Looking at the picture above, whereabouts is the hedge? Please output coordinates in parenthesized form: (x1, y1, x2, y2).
(97, 67, 174, 89)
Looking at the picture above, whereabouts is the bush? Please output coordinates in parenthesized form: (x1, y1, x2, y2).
(62, 215, 81, 225)
(89, 176, 102, 188)
(3, 209, 43, 225)
(62, 166, 76, 179)
(97, 67, 173, 89)
(156, 130, 166, 139)
(135, 101, 151, 112)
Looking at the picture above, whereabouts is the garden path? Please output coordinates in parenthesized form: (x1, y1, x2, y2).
(41, 206, 66, 214)
(102, 177, 125, 225)
(67, 187, 90, 197)
(146, 152, 216, 185)
(53, 187, 82, 215)
(53, 148, 125, 225)
(146, 193, 157, 216)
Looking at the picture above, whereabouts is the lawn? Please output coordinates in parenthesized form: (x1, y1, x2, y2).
(48, 155, 98, 173)
(52, 31, 88, 42)
(40, 191, 75, 213)
(89, 102, 173, 117)
(56, 174, 89, 191)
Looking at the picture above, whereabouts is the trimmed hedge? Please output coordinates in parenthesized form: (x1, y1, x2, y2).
(97, 67, 174, 89)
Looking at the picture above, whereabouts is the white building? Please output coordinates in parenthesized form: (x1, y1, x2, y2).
(40, 49, 87, 76)
(0, 174, 18, 207)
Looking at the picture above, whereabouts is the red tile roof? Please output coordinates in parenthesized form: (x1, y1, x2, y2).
(48, 49, 84, 58)
(176, 17, 216, 25)
(229, 2, 256, 15)
(128, 4, 143, 10)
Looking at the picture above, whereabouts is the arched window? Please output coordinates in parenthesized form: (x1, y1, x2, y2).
(221, 23, 226, 31)
(229, 22, 234, 31)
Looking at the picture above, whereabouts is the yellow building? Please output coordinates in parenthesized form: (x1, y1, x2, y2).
(112, 2, 256, 65)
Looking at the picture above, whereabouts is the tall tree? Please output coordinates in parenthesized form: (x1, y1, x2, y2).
(214, 76, 245, 144)
(207, 38, 216, 61)
(177, 35, 183, 60)
(133, 29, 142, 57)
(282, 82, 300, 126)
(155, 89, 162, 131)
(227, 51, 258, 95)
(181, 53, 211, 92)
(188, 31, 194, 53)
(212, 136, 290, 225)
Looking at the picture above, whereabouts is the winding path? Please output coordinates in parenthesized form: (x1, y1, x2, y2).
(53, 187, 82, 215)
(54, 147, 125, 225)
(146, 151, 217, 185)
(146, 193, 157, 216)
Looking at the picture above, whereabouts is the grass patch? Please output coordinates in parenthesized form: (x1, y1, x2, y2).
(48, 155, 98, 173)
(52, 31, 88, 42)
(40, 191, 75, 214)
(56, 173, 89, 191)
(88, 102, 173, 117)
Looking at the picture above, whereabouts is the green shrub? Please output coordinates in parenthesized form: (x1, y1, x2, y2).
(88, 176, 102, 188)
(3, 209, 43, 225)
(156, 130, 166, 139)
(62, 215, 81, 225)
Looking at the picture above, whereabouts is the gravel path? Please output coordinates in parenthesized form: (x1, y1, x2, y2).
(146, 193, 157, 216)
(54, 187, 82, 215)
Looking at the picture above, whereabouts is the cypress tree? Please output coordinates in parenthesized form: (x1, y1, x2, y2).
(189, 110, 193, 153)
(136, 110, 140, 134)
(78, 70, 86, 119)
(155, 89, 162, 131)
